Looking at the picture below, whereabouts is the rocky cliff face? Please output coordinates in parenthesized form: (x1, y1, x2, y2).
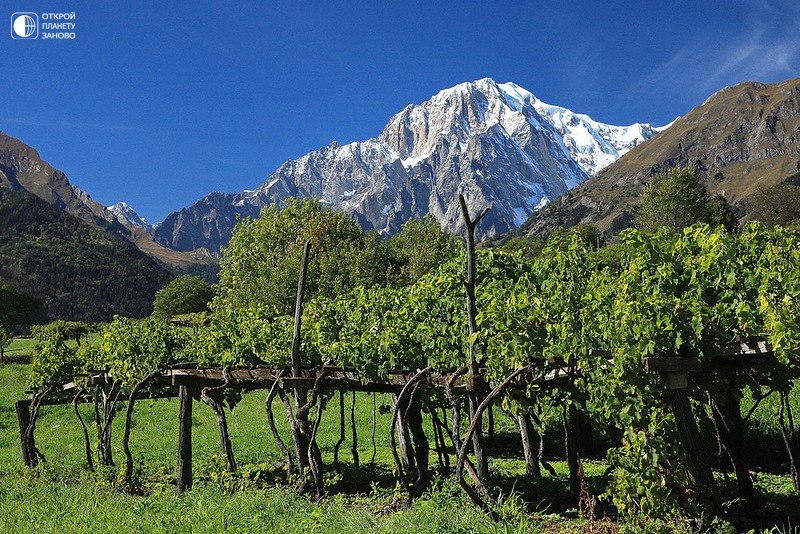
(154, 78, 660, 249)
(519, 77, 800, 239)
(153, 192, 262, 253)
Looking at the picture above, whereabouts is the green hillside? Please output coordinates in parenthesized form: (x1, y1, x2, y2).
(0, 188, 173, 323)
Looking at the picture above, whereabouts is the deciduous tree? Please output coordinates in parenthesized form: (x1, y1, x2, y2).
(636, 168, 736, 233)
(748, 182, 800, 228)
(0, 278, 39, 330)
(152, 275, 214, 320)
(214, 198, 391, 314)
(388, 214, 462, 285)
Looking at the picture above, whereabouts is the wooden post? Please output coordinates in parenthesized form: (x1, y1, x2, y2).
(459, 194, 489, 477)
(406, 398, 429, 496)
(710, 390, 753, 503)
(392, 393, 416, 470)
(664, 373, 719, 512)
(291, 241, 312, 381)
(177, 385, 193, 493)
(287, 240, 321, 493)
(15, 399, 32, 467)
(518, 412, 541, 478)
(564, 403, 581, 497)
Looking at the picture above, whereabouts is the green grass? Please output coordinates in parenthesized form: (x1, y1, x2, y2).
(0, 474, 548, 534)
(2, 337, 35, 363)
(1, 362, 798, 533)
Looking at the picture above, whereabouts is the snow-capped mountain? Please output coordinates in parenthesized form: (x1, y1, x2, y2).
(155, 78, 663, 250)
(498, 82, 667, 176)
(108, 201, 153, 231)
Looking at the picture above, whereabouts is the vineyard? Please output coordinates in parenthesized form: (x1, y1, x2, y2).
(13, 201, 800, 529)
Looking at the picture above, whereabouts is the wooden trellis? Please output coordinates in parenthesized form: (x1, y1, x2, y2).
(16, 339, 798, 519)
(15, 360, 573, 493)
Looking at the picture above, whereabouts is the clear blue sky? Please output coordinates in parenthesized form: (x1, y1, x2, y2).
(2, 0, 799, 223)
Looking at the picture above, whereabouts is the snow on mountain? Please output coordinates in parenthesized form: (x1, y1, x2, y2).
(108, 201, 153, 231)
(156, 78, 664, 249)
(497, 81, 663, 178)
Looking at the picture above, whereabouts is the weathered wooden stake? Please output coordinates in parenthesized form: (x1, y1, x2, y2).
(333, 390, 345, 471)
(459, 193, 489, 478)
(350, 390, 359, 467)
(406, 397, 429, 495)
(710, 390, 753, 503)
(664, 374, 720, 512)
(15, 399, 32, 467)
(778, 390, 800, 492)
(392, 393, 416, 470)
(291, 241, 312, 381)
(518, 412, 541, 478)
(563, 403, 581, 497)
(287, 240, 322, 493)
(177, 384, 193, 493)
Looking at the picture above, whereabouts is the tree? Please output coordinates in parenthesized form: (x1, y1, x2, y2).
(552, 223, 604, 249)
(500, 235, 546, 259)
(0, 327, 11, 364)
(635, 168, 736, 233)
(388, 214, 462, 285)
(0, 278, 39, 330)
(748, 182, 800, 228)
(214, 198, 391, 314)
(152, 275, 215, 320)
(707, 193, 739, 232)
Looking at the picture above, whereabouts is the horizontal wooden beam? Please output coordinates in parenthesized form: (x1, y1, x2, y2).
(643, 353, 774, 374)
(24, 361, 576, 405)
(641, 340, 777, 375)
(713, 340, 773, 358)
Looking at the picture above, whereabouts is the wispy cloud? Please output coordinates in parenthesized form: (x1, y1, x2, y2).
(631, 0, 800, 109)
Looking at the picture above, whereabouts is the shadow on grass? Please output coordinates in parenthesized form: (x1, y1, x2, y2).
(326, 462, 398, 494)
(0, 354, 32, 364)
(715, 474, 800, 532)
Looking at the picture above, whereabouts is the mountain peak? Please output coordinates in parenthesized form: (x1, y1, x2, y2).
(155, 79, 663, 248)
(380, 79, 660, 178)
(108, 201, 153, 231)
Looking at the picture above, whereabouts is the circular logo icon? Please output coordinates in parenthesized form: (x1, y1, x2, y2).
(12, 13, 38, 39)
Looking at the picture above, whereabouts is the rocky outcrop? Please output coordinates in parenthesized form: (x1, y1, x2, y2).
(153, 192, 262, 254)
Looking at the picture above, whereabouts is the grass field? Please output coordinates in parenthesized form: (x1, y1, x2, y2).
(2, 337, 35, 363)
(1, 346, 799, 532)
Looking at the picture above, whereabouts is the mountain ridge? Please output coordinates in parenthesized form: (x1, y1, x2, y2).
(154, 78, 660, 250)
(0, 130, 218, 272)
(518, 77, 800, 239)
(0, 187, 173, 322)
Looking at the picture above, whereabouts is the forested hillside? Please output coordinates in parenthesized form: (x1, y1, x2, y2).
(0, 188, 173, 322)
